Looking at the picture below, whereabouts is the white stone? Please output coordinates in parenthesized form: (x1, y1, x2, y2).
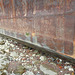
(24, 60, 26, 62)
(32, 54, 36, 57)
(60, 70, 63, 72)
(0, 54, 9, 69)
(20, 53, 24, 56)
(5, 49, 9, 53)
(26, 65, 32, 69)
(17, 47, 19, 49)
(69, 67, 74, 71)
(65, 62, 70, 64)
(13, 47, 16, 50)
(23, 50, 26, 53)
(50, 62, 56, 66)
(22, 72, 26, 75)
(18, 58, 21, 61)
(20, 49, 21, 51)
(10, 52, 18, 58)
(25, 71, 34, 75)
(59, 59, 62, 62)
(64, 74, 70, 75)
(0, 37, 2, 42)
(32, 61, 35, 64)
(64, 66, 68, 69)
(26, 55, 29, 57)
(22, 60, 24, 62)
(10, 44, 14, 47)
(10, 71, 15, 75)
(3, 70, 8, 75)
(34, 68, 37, 71)
(40, 65, 57, 75)
(22, 63, 24, 66)
(16, 46, 18, 48)
(40, 56, 46, 61)
(30, 57, 33, 60)
(16, 58, 19, 61)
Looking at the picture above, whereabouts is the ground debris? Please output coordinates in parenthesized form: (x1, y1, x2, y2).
(0, 36, 74, 75)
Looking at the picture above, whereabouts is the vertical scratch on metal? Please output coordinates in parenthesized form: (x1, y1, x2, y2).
(1, 0, 5, 15)
(73, 18, 75, 56)
(11, 0, 16, 22)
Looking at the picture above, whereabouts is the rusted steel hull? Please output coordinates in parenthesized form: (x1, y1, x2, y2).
(0, 0, 75, 58)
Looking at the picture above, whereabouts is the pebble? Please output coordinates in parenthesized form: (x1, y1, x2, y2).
(26, 55, 29, 57)
(50, 62, 56, 66)
(40, 65, 57, 75)
(3, 70, 8, 75)
(15, 58, 19, 61)
(5, 49, 9, 53)
(65, 62, 70, 65)
(40, 56, 46, 61)
(32, 54, 36, 57)
(10, 71, 15, 75)
(34, 68, 38, 71)
(32, 61, 35, 64)
(20, 53, 24, 56)
(10, 52, 19, 58)
(36, 73, 41, 75)
(69, 67, 74, 71)
(24, 71, 34, 75)
(23, 50, 26, 53)
(64, 74, 70, 75)
(0, 36, 74, 75)
(10, 44, 14, 48)
(30, 57, 34, 60)
(60, 70, 63, 72)
(64, 66, 68, 69)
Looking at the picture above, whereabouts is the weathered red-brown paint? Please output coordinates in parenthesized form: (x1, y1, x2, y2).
(0, 0, 75, 58)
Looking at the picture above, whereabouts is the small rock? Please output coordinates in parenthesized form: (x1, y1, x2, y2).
(32, 54, 36, 57)
(30, 57, 33, 60)
(40, 65, 57, 75)
(26, 55, 29, 57)
(10, 71, 16, 75)
(25, 71, 34, 75)
(50, 62, 56, 66)
(36, 72, 41, 75)
(0, 40, 5, 45)
(34, 68, 37, 71)
(10, 44, 14, 48)
(34, 50, 38, 54)
(60, 70, 63, 72)
(32, 61, 35, 64)
(20, 53, 24, 56)
(10, 52, 18, 58)
(15, 65, 26, 74)
(69, 67, 74, 71)
(3, 70, 8, 75)
(64, 66, 68, 69)
(64, 74, 70, 75)
(65, 62, 70, 65)
(40, 56, 46, 61)
(5, 49, 9, 53)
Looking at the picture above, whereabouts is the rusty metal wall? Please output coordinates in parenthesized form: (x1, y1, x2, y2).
(0, 0, 75, 58)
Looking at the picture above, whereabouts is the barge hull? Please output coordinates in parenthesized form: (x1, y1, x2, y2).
(0, 0, 75, 59)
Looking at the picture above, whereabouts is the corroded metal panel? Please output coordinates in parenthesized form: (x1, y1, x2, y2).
(0, 0, 75, 58)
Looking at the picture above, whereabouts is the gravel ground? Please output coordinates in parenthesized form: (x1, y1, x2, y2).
(0, 36, 75, 75)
